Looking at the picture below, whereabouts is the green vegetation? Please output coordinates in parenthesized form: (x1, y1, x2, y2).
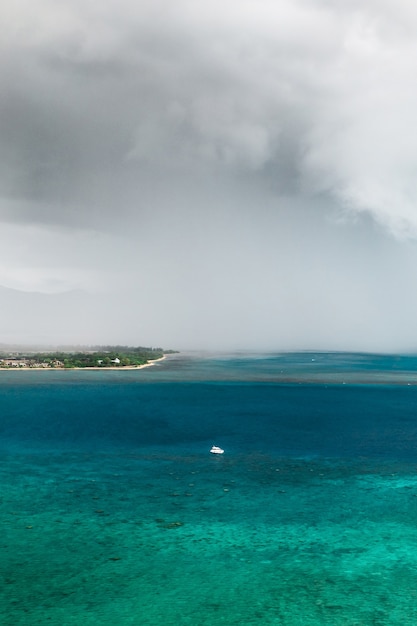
(0, 346, 176, 369)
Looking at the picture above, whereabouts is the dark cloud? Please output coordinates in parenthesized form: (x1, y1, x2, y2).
(1, 0, 417, 349)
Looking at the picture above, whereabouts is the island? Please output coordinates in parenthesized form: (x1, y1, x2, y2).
(0, 346, 178, 369)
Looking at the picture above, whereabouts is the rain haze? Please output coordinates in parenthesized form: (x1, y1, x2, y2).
(1, 0, 417, 351)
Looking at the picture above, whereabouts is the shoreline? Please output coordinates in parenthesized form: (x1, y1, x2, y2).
(0, 355, 167, 371)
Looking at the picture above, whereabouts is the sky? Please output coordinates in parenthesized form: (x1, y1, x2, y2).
(2, 0, 417, 351)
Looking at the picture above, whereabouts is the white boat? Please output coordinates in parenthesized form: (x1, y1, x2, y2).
(210, 445, 224, 454)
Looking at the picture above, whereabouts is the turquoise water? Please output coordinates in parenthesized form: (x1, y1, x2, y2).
(2, 353, 417, 624)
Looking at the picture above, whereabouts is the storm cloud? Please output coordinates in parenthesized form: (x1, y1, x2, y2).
(1, 0, 417, 350)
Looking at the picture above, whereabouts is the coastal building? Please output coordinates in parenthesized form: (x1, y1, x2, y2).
(0, 359, 28, 367)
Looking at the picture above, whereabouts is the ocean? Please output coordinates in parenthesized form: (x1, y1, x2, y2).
(2, 352, 417, 625)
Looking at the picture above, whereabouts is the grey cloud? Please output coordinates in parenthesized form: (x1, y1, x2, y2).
(2, 0, 417, 350)
(0, 0, 412, 237)
(1, 1, 414, 222)
(0, 0, 317, 230)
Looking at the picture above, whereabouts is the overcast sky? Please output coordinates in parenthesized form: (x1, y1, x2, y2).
(2, 0, 417, 351)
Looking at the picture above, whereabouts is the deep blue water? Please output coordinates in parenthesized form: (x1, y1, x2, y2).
(0, 381, 416, 460)
(3, 352, 417, 625)
(1, 353, 417, 460)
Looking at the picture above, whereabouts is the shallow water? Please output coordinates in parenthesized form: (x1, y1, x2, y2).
(2, 352, 417, 625)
